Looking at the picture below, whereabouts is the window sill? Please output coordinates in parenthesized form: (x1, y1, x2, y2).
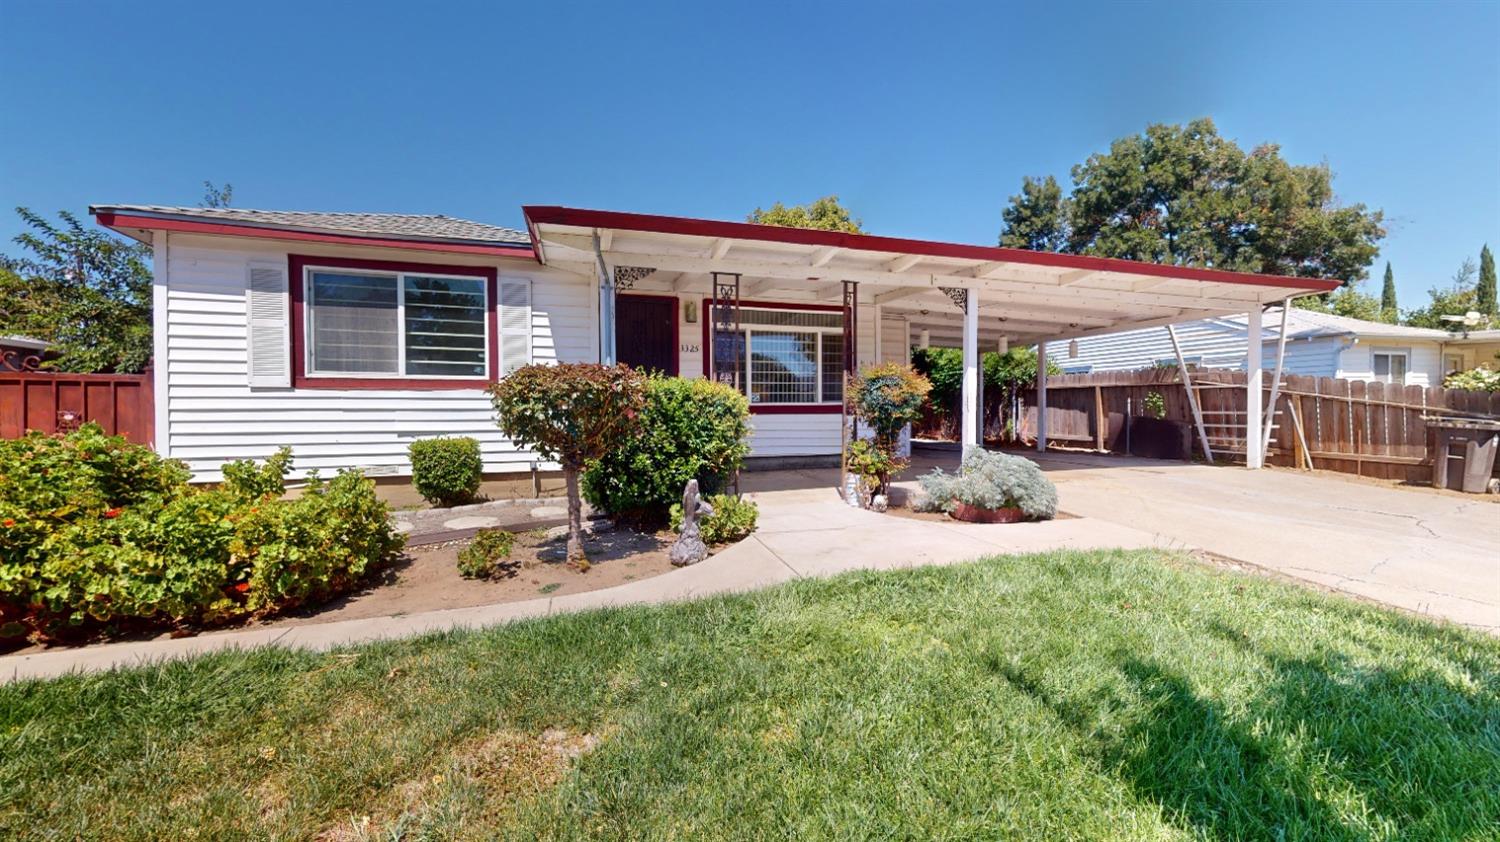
(292, 376, 493, 391)
(749, 404, 844, 415)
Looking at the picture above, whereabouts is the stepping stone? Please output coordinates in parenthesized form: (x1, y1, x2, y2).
(530, 505, 566, 519)
(443, 515, 501, 530)
(393, 522, 414, 534)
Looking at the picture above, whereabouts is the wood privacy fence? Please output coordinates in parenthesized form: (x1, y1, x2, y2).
(0, 370, 154, 446)
(918, 369, 1500, 482)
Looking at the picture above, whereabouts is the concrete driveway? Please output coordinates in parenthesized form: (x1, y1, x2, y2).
(904, 446, 1500, 633)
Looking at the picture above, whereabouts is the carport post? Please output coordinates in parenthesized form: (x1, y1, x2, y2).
(1245, 306, 1264, 469)
(961, 287, 980, 453)
(1036, 341, 1048, 452)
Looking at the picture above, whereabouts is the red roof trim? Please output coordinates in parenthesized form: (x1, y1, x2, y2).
(523, 205, 1342, 293)
(96, 213, 538, 260)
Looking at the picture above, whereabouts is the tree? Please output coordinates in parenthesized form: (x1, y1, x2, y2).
(997, 118, 1386, 285)
(748, 196, 863, 233)
(201, 181, 234, 209)
(0, 208, 153, 372)
(998, 176, 1068, 252)
(1479, 245, 1497, 317)
(1380, 262, 1398, 322)
(1404, 257, 1496, 331)
(489, 364, 646, 564)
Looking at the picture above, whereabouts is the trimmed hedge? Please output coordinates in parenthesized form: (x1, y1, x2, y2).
(0, 424, 405, 641)
(409, 436, 483, 507)
(583, 376, 750, 525)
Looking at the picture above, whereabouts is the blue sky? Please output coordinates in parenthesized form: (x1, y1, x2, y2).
(1, 0, 1495, 307)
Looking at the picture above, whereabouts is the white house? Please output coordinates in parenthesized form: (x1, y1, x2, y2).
(1045, 308, 1471, 386)
(90, 204, 1338, 480)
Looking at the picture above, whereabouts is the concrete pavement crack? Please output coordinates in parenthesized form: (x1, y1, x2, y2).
(751, 534, 804, 578)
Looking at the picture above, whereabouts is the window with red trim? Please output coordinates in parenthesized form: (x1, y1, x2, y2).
(711, 307, 845, 405)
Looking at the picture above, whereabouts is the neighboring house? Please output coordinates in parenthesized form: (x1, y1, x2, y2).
(1441, 329, 1500, 372)
(1045, 309, 1466, 386)
(90, 204, 1337, 481)
(0, 335, 51, 369)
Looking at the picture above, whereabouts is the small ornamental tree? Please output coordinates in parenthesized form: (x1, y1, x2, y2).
(489, 363, 646, 563)
(847, 363, 932, 494)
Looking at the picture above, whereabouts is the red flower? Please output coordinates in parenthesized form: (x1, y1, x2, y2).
(1, 519, 14, 528)
(231, 582, 250, 594)
(103, 508, 123, 519)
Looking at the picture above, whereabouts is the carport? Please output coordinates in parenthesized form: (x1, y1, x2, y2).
(523, 207, 1341, 468)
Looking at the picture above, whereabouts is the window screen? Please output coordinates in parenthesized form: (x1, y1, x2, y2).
(750, 331, 818, 403)
(404, 276, 486, 376)
(308, 272, 399, 374)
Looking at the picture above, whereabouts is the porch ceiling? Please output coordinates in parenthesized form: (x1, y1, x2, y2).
(523, 206, 1341, 344)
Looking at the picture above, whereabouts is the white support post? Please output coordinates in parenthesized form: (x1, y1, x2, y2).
(961, 288, 980, 453)
(1036, 340, 1048, 452)
(151, 231, 170, 456)
(1245, 306, 1264, 469)
(1260, 301, 1291, 464)
(1168, 324, 1213, 464)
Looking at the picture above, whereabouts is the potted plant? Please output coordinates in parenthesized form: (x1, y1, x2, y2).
(914, 449, 1057, 523)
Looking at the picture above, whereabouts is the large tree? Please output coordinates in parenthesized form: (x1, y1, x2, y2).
(748, 196, 864, 233)
(1404, 257, 1497, 331)
(1380, 262, 1398, 320)
(0, 208, 153, 372)
(1479, 244, 1497, 317)
(997, 119, 1386, 286)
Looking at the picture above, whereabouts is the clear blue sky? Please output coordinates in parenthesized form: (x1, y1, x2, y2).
(1, 0, 1495, 306)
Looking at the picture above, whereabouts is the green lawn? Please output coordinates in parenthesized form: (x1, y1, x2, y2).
(3, 549, 1497, 841)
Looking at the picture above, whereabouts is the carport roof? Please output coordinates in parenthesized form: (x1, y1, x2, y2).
(524, 205, 1343, 344)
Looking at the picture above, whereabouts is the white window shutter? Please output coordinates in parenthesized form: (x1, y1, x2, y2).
(499, 277, 531, 375)
(246, 262, 291, 388)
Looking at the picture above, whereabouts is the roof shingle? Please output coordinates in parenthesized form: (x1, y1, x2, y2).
(90, 205, 530, 246)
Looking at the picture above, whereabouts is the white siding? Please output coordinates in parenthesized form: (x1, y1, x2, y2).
(1336, 342, 1445, 387)
(1046, 319, 1255, 373)
(747, 413, 842, 456)
(1269, 337, 1344, 377)
(159, 233, 595, 481)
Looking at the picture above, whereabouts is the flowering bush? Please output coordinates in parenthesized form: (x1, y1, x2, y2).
(669, 494, 758, 545)
(583, 376, 750, 525)
(914, 449, 1057, 520)
(409, 436, 483, 507)
(1444, 367, 1500, 392)
(0, 424, 404, 641)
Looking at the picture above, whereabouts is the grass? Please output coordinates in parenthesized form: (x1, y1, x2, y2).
(3, 548, 1497, 840)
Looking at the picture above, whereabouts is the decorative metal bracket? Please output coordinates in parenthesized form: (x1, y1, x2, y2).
(613, 266, 655, 290)
(1, 349, 42, 372)
(938, 286, 968, 313)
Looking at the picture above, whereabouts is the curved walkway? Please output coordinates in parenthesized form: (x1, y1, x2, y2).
(2, 481, 1161, 683)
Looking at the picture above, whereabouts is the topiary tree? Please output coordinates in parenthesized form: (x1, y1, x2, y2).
(847, 363, 932, 494)
(489, 363, 646, 563)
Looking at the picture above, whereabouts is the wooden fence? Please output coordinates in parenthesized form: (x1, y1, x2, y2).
(0, 370, 154, 446)
(918, 369, 1500, 482)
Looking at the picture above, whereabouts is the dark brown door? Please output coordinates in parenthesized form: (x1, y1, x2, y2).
(615, 295, 678, 375)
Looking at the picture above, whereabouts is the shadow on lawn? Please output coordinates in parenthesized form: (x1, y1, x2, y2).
(996, 632, 1500, 840)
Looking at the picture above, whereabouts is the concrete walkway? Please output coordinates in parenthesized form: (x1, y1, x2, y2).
(1, 481, 1162, 683)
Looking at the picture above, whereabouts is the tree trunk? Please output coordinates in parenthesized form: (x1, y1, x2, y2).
(562, 464, 586, 563)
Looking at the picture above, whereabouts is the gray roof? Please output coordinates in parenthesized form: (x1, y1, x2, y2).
(1221, 308, 1451, 341)
(91, 205, 531, 247)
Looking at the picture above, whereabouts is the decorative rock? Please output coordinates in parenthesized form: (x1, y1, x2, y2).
(669, 479, 714, 566)
(870, 494, 888, 513)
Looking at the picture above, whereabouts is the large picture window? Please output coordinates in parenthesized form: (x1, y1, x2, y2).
(305, 268, 488, 379)
(712, 307, 844, 405)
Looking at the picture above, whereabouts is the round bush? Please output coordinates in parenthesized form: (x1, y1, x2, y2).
(409, 436, 483, 507)
(914, 449, 1057, 520)
(456, 528, 517, 579)
(583, 376, 750, 525)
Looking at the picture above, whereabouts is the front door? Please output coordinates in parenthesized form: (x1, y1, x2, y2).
(615, 295, 678, 375)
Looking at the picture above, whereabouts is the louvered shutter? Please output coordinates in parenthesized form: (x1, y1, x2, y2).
(498, 277, 531, 375)
(246, 262, 291, 388)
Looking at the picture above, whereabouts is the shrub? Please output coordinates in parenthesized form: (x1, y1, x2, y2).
(845, 438, 896, 495)
(409, 437, 483, 507)
(1444, 367, 1500, 392)
(914, 449, 1057, 520)
(456, 529, 518, 579)
(491, 363, 647, 563)
(583, 376, 750, 525)
(669, 494, 758, 545)
(1143, 391, 1167, 419)
(847, 363, 931, 493)
(0, 424, 404, 641)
